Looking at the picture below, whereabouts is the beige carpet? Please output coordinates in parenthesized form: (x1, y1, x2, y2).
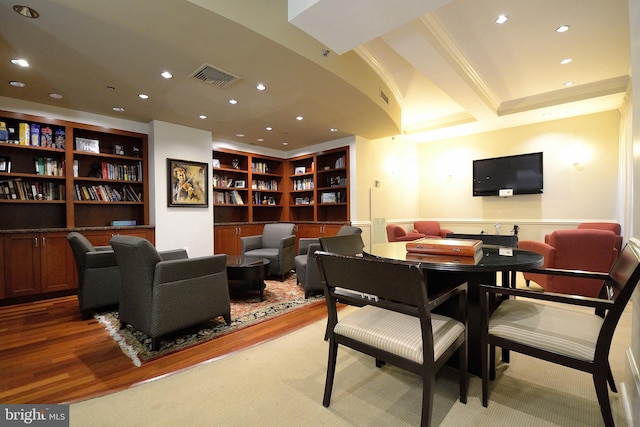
(70, 296, 631, 427)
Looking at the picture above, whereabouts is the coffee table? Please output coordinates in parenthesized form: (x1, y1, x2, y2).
(226, 255, 270, 301)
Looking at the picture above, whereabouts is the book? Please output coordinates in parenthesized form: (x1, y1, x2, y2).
(405, 237, 482, 257)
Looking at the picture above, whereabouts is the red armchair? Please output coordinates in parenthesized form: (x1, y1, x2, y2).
(577, 222, 622, 252)
(386, 224, 425, 242)
(519, 229, 619, 297)
(413, 221, 453, 238)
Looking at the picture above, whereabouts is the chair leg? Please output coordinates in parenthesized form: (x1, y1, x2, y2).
(323, 340, 338, 407)
(525, 279, 530, 287)
(593, 373, 615, 427)
(459, 344, 468, 404)
(422, 372, 435, 427)
(481, 341, 489, 407)
(223, 313, 231, 325)
(489, 345, 496, 381)
(375, 358, 385, 368)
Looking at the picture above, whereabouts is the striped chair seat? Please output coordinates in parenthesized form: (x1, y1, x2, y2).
(335, 305, 465, 364)
(489, 299, 603, 361)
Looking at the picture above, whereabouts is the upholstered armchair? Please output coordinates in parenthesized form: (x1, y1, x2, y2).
(519, 229, 619, 297)
(577, 222, 622, 252)
(386, 224, 425, 242)
(67, 232, 121, 319)
(294, 225, 362, 297)
(413, 221, 453, 238)
(241, 223, 296, 280)
(109, 235, 231, 351)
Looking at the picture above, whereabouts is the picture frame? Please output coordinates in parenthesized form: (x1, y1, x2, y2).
(234, 180, 245, 188)
(212, 158, 221, 168)
(113, 144, 125, 156)
(294, 166, 306, 175)
(168, 158, 209, 207)
(321, 192, 337, 204)
(75, 137, 100, 153)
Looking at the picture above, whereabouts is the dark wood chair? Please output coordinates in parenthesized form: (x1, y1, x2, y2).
(316, 251, 467, 427)
(480, 240, 640, 427)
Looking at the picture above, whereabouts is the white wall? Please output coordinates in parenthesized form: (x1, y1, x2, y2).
(149, 121, 213, 257)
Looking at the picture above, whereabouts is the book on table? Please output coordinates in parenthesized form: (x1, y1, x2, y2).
(405, 237, 482, 257)
(405, 250, 484, 265)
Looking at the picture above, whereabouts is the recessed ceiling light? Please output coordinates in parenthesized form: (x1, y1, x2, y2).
(256, 83, 266, 91)
(560, 58, 572, 65)
(9, 81, 25, 88)
(556, 25, 570, 33)
(495, 15, 508, 24)
(281, 141, 289, 146)
(228, 99, 238, 105)
(199, 115, 207, 119)
(330, 128, 338, 132)
(112, 107, 125, 112)
(266, 126, 273, 131)
(236, 133, 245, 137)
(49, 93, 63, 99)
(160, 71, 173, 79)
(13, 5, 39, 18)
(138, 94, 149, 100)
(10, 58, 29, 67)
(564, 81, 574, 87)
(257, 138, 264, 142)
(295, 116, 304, 121)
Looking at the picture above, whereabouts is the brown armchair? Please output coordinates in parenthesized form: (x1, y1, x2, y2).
(386, 224, 425, 242)
(413, 221, 453, 238)
(577, 222, 622, 252)
(519, 229, 619, 297)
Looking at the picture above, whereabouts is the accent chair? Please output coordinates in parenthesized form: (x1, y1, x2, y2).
(241, 223, 296, 280)
(109, 235, 231, 351)
(413, 221, 453, 238)
(317, 251, 468, 427)
(67, 231, 121, 319)
(577, 222, 622, 252)
(294, 225, 362, 297)
(386, 224, 425, 242)
(480, 240, 640, 427)
(519, 229, 619, 297)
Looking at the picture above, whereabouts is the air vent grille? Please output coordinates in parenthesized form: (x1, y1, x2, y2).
(190, 64, 241, 88)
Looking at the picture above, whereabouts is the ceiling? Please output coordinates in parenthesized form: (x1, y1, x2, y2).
(0, 0, 630, 152)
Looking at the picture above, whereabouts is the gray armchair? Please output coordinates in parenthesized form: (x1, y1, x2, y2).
(109, 235, 231, 351)
(241, 223, 296, 281)
(67, 231, 121, 319)
(294, 225, 362, 297)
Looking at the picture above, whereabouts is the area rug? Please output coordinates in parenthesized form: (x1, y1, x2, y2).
(95, 274, 323, 366)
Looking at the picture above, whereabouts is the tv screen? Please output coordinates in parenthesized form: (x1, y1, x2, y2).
(472, 152, 543, 196)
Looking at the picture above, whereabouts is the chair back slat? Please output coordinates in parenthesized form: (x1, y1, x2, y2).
(316, 251, 426, 307)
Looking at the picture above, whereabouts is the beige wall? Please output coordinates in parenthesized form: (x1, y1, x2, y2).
(415, 110, 621, 241)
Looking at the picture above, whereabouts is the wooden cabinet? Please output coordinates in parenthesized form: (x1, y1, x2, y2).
(3, 232, 74, 298)
(214, 224, 263, 256)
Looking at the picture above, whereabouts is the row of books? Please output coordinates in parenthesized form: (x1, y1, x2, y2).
(0, 178, 65, 200)
(213, 190, 244, 205)
(35, 157, 65, 176)
(251, 161, 271, 174)
(97, 161, 143, 181)
(212, 175, 235, 188)
(252, 179, 279, 191)
(292, 178, 313, 191)
(73, 184, 142, 202)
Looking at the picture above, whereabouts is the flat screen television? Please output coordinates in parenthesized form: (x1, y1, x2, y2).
(472, 152, 543, 196)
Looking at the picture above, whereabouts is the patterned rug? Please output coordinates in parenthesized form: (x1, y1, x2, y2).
(95, 273, 323, 366)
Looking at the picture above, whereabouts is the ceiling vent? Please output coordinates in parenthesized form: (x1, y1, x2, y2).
(190, 64, 241, 88)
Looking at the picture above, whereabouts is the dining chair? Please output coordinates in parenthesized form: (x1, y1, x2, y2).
(480, 240, 640, 427)
(316, 251, 468, 427)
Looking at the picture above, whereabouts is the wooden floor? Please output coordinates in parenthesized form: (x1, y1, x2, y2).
(0, 295, 329, 404)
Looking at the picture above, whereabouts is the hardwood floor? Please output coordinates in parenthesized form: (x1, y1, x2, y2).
(0, 295, 329, 404)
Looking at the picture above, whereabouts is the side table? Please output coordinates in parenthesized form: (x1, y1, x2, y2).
(226, 255, 270, 301)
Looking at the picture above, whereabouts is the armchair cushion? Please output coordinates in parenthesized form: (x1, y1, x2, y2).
(413, 221, 453, 238)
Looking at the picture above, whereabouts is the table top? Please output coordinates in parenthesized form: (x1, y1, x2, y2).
(366, 241, 543, 273)
(226, 255, 270, 268)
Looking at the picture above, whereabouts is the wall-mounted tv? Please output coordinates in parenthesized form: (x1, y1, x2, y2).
(472, 152, 543, 196)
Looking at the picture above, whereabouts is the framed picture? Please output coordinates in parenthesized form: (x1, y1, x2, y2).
(294, 166, 306, 175)
(212, 158, 221, 168)
(75, 137, 100, 153)
(168, 158, 209, 207)
(321, 192, 337, 203)
(234, 180, 245, 188)
(113, 144, 125, 155)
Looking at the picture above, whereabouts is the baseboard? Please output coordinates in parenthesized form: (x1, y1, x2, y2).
(621, 347, 640, 427)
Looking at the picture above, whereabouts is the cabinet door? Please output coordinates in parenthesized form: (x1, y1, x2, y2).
(40, 233, 74, 293)
(214, 225, 240, 255)
(4, 233, 41, 297)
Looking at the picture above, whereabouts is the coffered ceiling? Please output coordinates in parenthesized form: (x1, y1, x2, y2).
(0, 0, 630, 151)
